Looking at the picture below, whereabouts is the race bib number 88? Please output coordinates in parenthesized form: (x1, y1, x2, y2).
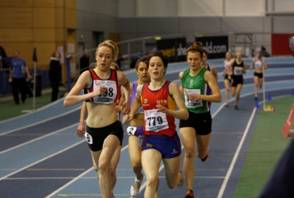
(93, 80, 117, 104)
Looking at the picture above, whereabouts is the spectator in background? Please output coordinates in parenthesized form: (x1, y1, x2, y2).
(0, 46, 8, 71)
(260, 45, 271, 57)
(79, 50, 90, 73)
(245, 47, 252, 58)
(8, 50, 31, 104)
(48, 51, 62, 101)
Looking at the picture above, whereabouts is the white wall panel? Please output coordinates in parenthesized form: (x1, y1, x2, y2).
(226, 0, 265, 16)
(274, 0, 294, 12)
(178, 0, 222, 16)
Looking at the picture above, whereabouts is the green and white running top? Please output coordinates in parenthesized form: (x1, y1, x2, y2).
(181, 67, 209, 114)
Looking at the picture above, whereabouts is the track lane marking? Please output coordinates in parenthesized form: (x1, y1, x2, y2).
(0, 140, 84, 182)
(0, 124, 78, 154)
(46, 146, 128, 198)
(217, 107, 257, 198)
(0, 107, 79, 136)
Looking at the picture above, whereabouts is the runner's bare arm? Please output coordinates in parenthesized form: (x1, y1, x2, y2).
(64, 71, 106, 106)
(77, 102, 87, 137)
(203, 71, 221, 102)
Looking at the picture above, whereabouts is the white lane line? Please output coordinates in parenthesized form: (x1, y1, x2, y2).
(212, 102, 226, 118)
(0, 124, 78, 154)
(0, 140, 85, 182)
(217, 107, 257, 198)
(0, 107, 79, 136)
(45, 145, 128, 198)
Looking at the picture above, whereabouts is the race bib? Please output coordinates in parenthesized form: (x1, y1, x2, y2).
(184, 88, 202, 108)
(234, 67, 243, 75)
(92, 80, 117, 104)
(144, 109, 168, 132)
(84, 132, 93, 144)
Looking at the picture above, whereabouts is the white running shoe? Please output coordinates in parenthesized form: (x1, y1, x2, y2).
(130, 177, 143, 197)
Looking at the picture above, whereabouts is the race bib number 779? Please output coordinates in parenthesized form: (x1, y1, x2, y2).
(144, 109, 168, 132)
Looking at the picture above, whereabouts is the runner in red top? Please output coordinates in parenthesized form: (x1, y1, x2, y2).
(127, 51, 188, 198)
(141, 80, 177, 137)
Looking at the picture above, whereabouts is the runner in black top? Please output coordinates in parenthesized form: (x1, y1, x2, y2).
(231, 50, 246, 109)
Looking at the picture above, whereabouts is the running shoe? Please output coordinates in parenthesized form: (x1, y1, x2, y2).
(185, 189, 195, 198)
(130, 177, 143, 197)
(199, 154, 208, 162)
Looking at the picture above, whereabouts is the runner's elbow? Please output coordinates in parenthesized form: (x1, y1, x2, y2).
(63, 97, 73, 106)
(214, 93, 222, 102)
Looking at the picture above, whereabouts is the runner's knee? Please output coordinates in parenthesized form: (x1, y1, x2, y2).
(146, 176, 159, 188)
(184, 147, 195, 158)
(98, 159, 111, 172)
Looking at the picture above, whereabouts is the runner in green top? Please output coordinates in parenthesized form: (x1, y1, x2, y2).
(179, 44, 221, 198)
(181, 67, 209, 114)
